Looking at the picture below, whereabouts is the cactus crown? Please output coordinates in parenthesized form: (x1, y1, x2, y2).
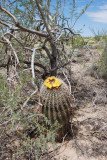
(44, 76, 61, 89)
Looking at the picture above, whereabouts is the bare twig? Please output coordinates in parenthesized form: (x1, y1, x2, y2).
(61, 69, 72, 94)
(4, 32, 24, 47)
(22, 88, 38, 109)
(16, 23, 47, 37)
(42, 46, 52, 60)
(0, 20, 11, 28)
(35, 0, 53, 39)
(0, 39, 8, 44)
(2, 36, 20, 65)
(23, 60, 47, 72)
(31, 48, 40, 79)
(7, 68, 31, 81)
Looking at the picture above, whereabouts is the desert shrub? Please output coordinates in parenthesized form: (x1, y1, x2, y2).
(90, 28, 107, 41)
(68, 37, 84, 48)
(97, 37, 107, 79)
(0, 74, 58, 159)
(90, 29, 102, 41)
(98, 47, 107, 79)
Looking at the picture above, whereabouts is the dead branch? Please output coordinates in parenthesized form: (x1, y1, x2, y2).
(3, 32, 24, 47)
(2, 36, 20, 65)
(42, 46, 52, 60)
(0, 20, 11, 28)
(31, 48, 40, 79)
(0, 39, 8, 44)
(35, 0, 53, 39)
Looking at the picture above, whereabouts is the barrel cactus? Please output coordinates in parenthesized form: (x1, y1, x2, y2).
(39, 76, 72, 139)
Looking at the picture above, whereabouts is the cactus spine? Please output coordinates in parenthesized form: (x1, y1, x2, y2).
(39, 77, 72, 138)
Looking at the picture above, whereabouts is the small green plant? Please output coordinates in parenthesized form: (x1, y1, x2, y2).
(90, 28, 107, 41)
(67, 36, 84, 48)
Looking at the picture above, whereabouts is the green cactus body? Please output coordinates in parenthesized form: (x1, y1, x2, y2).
(39, 77, 72, 139)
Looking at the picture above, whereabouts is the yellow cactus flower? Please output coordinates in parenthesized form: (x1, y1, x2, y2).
(44, 76, 62, 89)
